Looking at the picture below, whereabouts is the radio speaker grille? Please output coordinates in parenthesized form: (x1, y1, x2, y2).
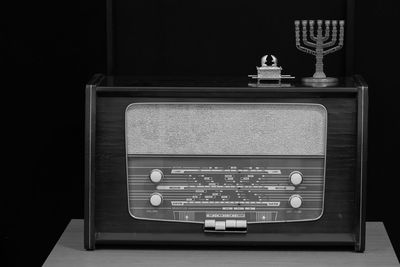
(125, 103, 327, 155)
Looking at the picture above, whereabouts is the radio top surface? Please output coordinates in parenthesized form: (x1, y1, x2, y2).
(96, 75, 359, 89)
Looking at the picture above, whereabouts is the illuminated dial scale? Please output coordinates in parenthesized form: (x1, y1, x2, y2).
(127, 157, 325, 224)
(148, 168, 304, 208)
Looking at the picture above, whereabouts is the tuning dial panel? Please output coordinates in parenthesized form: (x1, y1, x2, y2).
(127, 156, 325, 224)
(149, 169, 163, 183)
(150, 193, 163, 207)
(289, 171, 303, 186)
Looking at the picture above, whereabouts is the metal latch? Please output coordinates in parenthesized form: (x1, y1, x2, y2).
(204, 220, 247, 233)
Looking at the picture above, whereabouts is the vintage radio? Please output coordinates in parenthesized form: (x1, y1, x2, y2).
(85, 75, 368, 251)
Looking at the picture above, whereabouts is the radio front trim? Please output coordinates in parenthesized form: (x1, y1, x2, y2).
(125, 102, 328, 227)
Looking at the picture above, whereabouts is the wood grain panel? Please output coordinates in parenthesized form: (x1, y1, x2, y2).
(94, 93, 358, 241)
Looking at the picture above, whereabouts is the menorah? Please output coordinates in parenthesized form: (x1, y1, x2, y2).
(295, 20, 344, 85)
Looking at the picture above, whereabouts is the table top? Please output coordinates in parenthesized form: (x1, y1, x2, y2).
(43, 220, 399, 267)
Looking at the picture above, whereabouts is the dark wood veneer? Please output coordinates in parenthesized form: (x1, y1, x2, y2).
(95, 96, 356, 231)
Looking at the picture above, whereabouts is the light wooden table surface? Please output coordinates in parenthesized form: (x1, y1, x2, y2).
(43, 220, 399, 266)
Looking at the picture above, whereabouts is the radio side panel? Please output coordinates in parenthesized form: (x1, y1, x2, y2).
(89, 90, 359, 248)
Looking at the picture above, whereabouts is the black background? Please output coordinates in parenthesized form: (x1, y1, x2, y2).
(112, 0, 347, 76)
(2, 0, 400, 266)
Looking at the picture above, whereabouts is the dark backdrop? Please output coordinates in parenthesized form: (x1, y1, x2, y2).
(112, 0, 347, 76)
(2, 0, 399, 266)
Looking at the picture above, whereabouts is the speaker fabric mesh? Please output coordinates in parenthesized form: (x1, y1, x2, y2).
(125, 103, 327, 155)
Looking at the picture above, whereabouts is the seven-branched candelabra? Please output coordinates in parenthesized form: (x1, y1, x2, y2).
(295, 20, 344, 83)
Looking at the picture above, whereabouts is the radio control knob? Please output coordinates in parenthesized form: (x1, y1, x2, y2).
(289, 171, 303, 186)
(289, 195, 302, 209)
(149, 169, 163, 183)
(150, 193, 163, 207)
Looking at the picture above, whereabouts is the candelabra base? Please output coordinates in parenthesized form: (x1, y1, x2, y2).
(302, 77, 338, 87)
